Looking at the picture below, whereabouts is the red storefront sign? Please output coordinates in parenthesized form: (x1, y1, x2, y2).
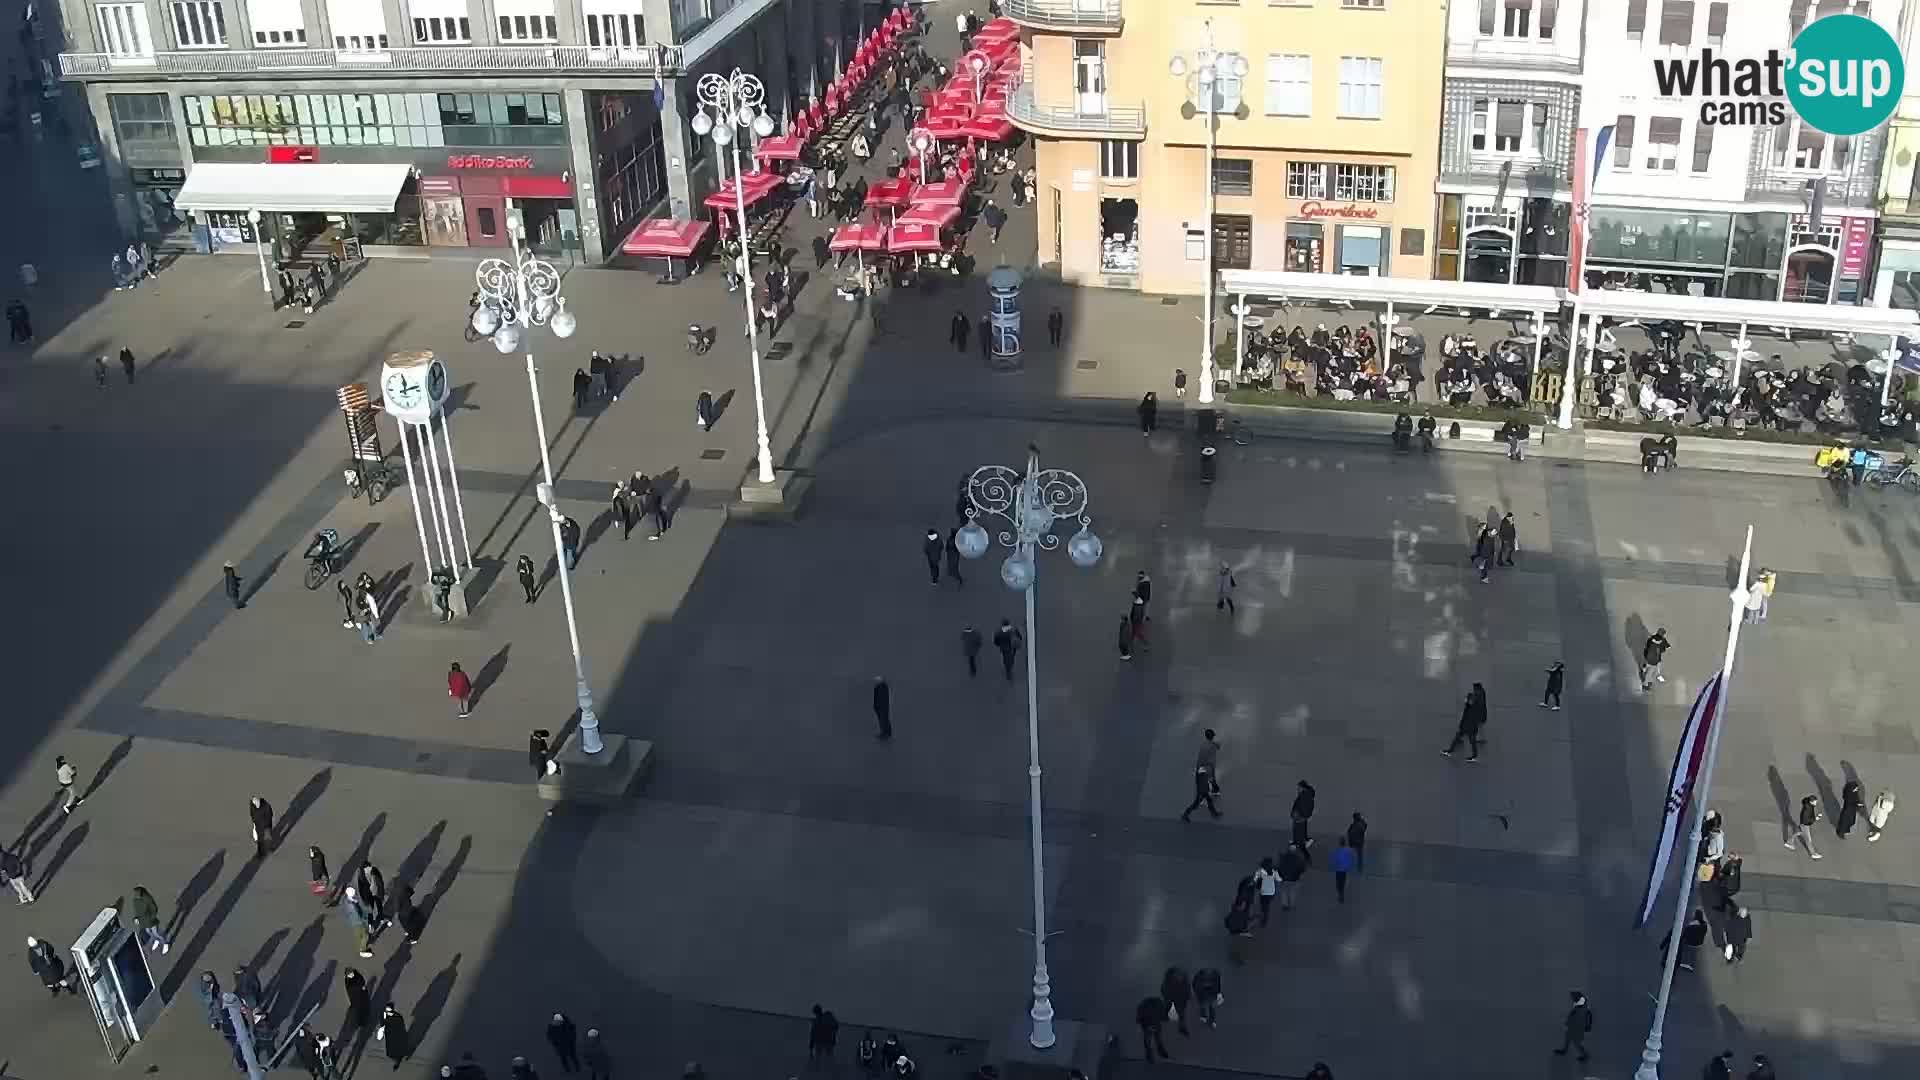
(267, 146, 319, 163)
(1841, 216, 1873, 278)
(446, 154, 535, 170)
(1298, 201, 1380, 221)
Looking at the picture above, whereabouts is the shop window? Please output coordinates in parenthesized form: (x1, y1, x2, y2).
(1337, 57, 1383, 119)
(1626, 0, 1646, 41)
(476, 206, 499, 239)
(1613, 115, 1635, 169)
(1337, 224, 1387, 275)
(1100, 198, 1139, 274)
(109, 93, 176, 148)
(1212, 159, 1252, 197)
(1520, 198, 1569, 256)
(1706, 1, 1726, 46)
(413, 16, 469, 42)
(1646, 116, 1681, 171)
(170, 0, 227, 47)
(1213, 214, 1253, 270)
(1659, 0, 1693, 45)
(1285, 221, 1322, 272)
(1691, 122, 1713, 172)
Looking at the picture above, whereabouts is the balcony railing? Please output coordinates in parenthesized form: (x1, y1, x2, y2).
(1004, 0, 1123, 32)
(1745, 168, 1875, 206)
(60, 42, 684, 80)
(1443, 39, 1581, 74)
(1007, 83, 1145, 138)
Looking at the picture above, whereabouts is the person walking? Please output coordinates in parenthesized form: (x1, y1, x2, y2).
(1837, 778, 1865, 837)
(560, 516, 582, 569)
(1747, 1053, 1777, 1080)
(393, 881, 425, 944)
(1470, 524, 1495, 583)
(224, 561, 245, 609)
(1640, 628, 1671, 690)
(580, 1029, 611, 1080)
(950, 311, 969, 353)
(1661, 907, 1709, 971)
(1159, 967, 1192, 1037)
(308, 846, 330, 900)
(95, 355, 108, 387)
(1868, 790, 1896, 841)
(1191, 967, 1222, 1028)
(1329, 837, 1357, 903)
(1553, 991, 1592, 1062)
(1181, 729, 1223, 822)
(872, 676, 892, 740)
(944, 527, 965, 586)
(119, 346, 137, 384)
(1129, 595, 1150, 650)
(1443, 683, 1487, 761)
(55, 755, 82, 813)
(1223, 895, 1254, 966)
(1047, 307, 1064, 347)
(243, 794, 275, 856)
(27, 936, 74, 995)
(960, 626, 983, 678)
(1346, 812, 1369, 872)
(809, 1004, 840, 1060)
(0, 847, 33, 904)
(1290, 780, 1316, 854)
(446, 662, 473, 717)
(334, 579, 357, 629)
(518, 554, 538, 603)
(292, 1025, 325, 1079)
(232, 962, 265, 1023)
(1540, 661, 1565, 710)
(1496, 512, 1518, 566)
(342, 967, 372, 1035)
(1789, 794, 1823, 858)
(1133, 995, 1169, 1061)
(547, 1012, 581, 1073)
(343, 886, 375, 957)
(922, 529, 943, 585)
(356, 585, 382, 643)
(644, 482, 672, 539)
(1755, 568, 1776, 621)
(1704, 1050, 1736, 1080)
(1724, 905, 1753, 963)
(530, 729, 554, 780)
(696, 390, 716, 431)
(612, 484, 635, 541)
(1137, 392, 1158, 436)
(1252, 857, 1279, 926)
(1173, 368, 1187, 398)
(356, 861, 388, 929)
(1275, 843, 1307, 911)
(1215, 563, 1236, 613)
(378, 1003, 411, 1070)
(993, 619, 1023, 681)
(128, 885, 170, 953)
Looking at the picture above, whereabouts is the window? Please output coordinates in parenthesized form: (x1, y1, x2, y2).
(335, 30, 387, 48)
(1470, 98, 1488, 150)
(498, 14, 558, 41)
(1706, 1, 1727, 46)
(1287, 161, 1393, 201)
(1626, 0, 1646, 40)
(1539, 0, 1557, 38)
(1530, 104, 1548, 154)
(1658, 0, 1693, 45)
(1494, 99, 1524, 152)
(1100, 139, 1137, 179)
(1613, 115, 1636, 168)
(254, 26, 305, 44)
(327, 0, 386, 50)
(1342, 0, 1385, 6)
(247, 0, 306, 46)
(96, 2, 153, 56)
(1212, 158, 1252, 197)
(1337, 57, 1383, 119)
(1503, 0, 1530, 36)
(1646, 115, 1682, 170)
(1213, 214, 1253, 270)
(183, 91, 565, 148)
(108, 92, 176, 146)
(1690, 120, 1713, 171)
(1478, 0, 1495, 33)
(1287, 161, 1328, 199)
(170, 0, 227, 47)
(1264, 54, 1311, 116)
(413, 16, 469, 42)
(586, 13, 643, 47)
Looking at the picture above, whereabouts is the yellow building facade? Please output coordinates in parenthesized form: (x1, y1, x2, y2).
(1008, 0, 1447, 295)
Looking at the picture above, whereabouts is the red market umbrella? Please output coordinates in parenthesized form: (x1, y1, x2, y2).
(898, 203, 960, 230)
(753, 132, 805, 162)
(886, 221, 946, 254)
(909, 177, 968, 209)
(865, 175, 916, 208)
(829, 221, 887, 252)
(923, 114, 966, 141)
(956, 114, 1013, 141)
(929, 100, 974, 121)
(704, 169, 784, 211)
(620, 217, 712, 258)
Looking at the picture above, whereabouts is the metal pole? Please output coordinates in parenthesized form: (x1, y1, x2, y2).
(1199, 70, 1217, 406)
(1881, 341, 1899, 406)
(1530, 311, 1545, 381)
(436, 413, 475, 571)
(412, 425, 452, 571)
(1233, 295, 1246, 384)
(420, 416, 458, 574)
(729, 109, 778, 486)
(1019, 448, 1056, 1051)
(1730, 323, 1749, 388)
(249, 212, 272, 301)
(1558, 220, 1594, 430)
(223, 993, 266, 1080)
(1633, 526, 1754, 1080)
(397, 421, 435, 576)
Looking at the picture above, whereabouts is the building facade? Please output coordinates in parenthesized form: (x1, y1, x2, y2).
(1874, 0, 1920, 308)
(1435, 0, 1582, 286)
(57, 0, 870, 264)
(1579, 0, 1889, 305)
(1010, 0, 1446, 295)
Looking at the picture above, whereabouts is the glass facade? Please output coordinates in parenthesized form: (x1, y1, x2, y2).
(109, 92, 177, 151)
(182, 92, 566, 148)
(1586, 207, 1730, 269)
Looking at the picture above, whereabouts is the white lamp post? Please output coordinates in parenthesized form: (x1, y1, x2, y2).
(245, 208, 272, 302)
(691, 69, 779, 487)
(967, 50, 990, 102)
(1170, 23, 1247, 407)
(908, 127, 935, 183)
(471, 215, 604, 755)
(954, 444, 1102, 1051)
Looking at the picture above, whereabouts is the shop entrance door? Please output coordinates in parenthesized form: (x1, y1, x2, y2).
(465, 197, 507, 248)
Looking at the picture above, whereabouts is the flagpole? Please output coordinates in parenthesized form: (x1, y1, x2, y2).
(1633, 525, 1755, 1080)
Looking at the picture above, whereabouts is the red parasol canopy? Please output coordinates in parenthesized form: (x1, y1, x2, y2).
(703, 169, 783, 211)
(923, 114, 966, 141)
(956, 114, 1013, 141)
(909, 177, 968, 208)
(897, 203, 960, 230)
(753, 132, 805, 162)
(828, 221, 887, 252)
(865, 175, 915, 208)
(886, 221, 947, 254)
(620, 217, 712, 258)
(929, 100, 974, 121)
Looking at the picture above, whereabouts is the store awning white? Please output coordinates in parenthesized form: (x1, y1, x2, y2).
(174, 163, 413, 215)
(1576, 289, 1920, 338)
(1220, 270, 1567, 316)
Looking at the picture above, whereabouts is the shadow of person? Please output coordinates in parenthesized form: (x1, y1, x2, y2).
(31, 822, 88, 895)
(168, 849, 225, 938)
(396, 821, 447, 889)
(407, 953, 462, 1048)
(1625, 613, 1650, 662)
(79, 735, 134, 802)
(341, 522, 382, 570)
(1766, 764, 1795, 845)
(242, 552, 286, 604)
(471, 646, 510, 709)
(421, 836, 471, 928)
(712, 389, 737, 427)
(330, 812, 388, 907)
(1806, 752, 1840, 824)
(583, 508, 615, 553)
(269, 916, 327, 1024)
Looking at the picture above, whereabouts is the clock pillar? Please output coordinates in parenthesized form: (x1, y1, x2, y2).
(379, 350, 474, 618)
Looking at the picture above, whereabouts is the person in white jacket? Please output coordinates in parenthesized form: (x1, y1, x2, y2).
(1868, 791, 1896, 842)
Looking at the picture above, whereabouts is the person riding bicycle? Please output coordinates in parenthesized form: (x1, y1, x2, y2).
(305, 528, 340, 570)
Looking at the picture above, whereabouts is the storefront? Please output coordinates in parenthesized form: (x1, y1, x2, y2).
(1578, 206, 1874, 304)
(1434, 195, 1570, 286)
(1279, 203, 1395, 276)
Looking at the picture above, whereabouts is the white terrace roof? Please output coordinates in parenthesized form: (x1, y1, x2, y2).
(1576, 289, 1920, 338)
(1220, 270, 1567, 316)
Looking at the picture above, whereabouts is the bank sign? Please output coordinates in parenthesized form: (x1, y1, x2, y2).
(1651, 13, 1904, 135)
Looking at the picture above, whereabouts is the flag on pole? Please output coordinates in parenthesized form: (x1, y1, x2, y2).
(1634, 671, 1726, 928)
(1566, 124, 1614, 294)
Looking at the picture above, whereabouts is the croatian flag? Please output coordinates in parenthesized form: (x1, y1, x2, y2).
(1634, 672, 1725, 928)
(1566, 124, 1614, 294)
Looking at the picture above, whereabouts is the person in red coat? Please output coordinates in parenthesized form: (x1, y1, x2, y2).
(447, 663, 472, 717)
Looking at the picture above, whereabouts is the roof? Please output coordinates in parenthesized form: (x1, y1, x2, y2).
(1220, 270, 1566, 315)
(175, 163, 412, 214)
(1575, 289, 1920, 337)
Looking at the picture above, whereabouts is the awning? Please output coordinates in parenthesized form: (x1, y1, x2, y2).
(1220, 269, 1566, 316)
(621, 217, 712, 258)
(175, 162, 413, 214)
(753, 133, 806, 162)
(956, 114, 1013, 141)
(1576, 288, 1920, 337)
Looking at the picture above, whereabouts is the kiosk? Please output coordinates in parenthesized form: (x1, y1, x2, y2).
(72, 906, 162, 1061)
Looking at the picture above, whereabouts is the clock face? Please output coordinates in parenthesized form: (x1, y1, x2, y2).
(385, 372, 423, 409)
(426, 360, 448, 404)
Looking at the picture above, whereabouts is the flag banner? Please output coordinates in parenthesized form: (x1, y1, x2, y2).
(1591, 124, 1614, 189)
(1567, 124, 1614, 294)
(1635, 672, 1725, 928)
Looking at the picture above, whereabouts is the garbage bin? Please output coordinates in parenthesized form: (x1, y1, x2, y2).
(1200, 443, 1218, 484)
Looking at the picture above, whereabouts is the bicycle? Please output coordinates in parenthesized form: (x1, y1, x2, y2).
(1864, 459, 1920, 493)
(302, 528, 342, 591)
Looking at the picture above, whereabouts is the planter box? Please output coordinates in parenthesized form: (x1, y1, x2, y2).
(1228, 402, 1545, 455)
(1583, 429, 1817, 477)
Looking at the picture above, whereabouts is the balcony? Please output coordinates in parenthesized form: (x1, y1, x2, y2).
(1444, 39, 1581, 75)
(59, 42, 684, 81)
(1004, 0, 1123, 33)
(1007, 83, 1144, 139)
(1745, 168, 1876, 208)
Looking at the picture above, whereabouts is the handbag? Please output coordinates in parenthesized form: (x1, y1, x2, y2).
(1214, 993, 1224, 1006)
(1696, 861, 1717, 883)
(309, 879, 328, 896)
(1166, 1003, 1177, 1022)
(1723, 943, 1734, 960)
(375, 1025, 386, 1042)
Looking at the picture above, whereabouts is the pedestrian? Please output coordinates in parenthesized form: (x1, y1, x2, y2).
(232, 962, 264, 1022)
(1837, 777, 1864, 837)
(945, 527, 965, 585)
(1553, 991, 1592, 1062)
(644, 482, 671, 539)
(1215, 563, 1236, 613)
(1723, 905, 1752, 963)
(356, 861, 388, 928)
(1640, 627, 1671, 690)
(1159, 967, 1192, 1036)
(342, 966, 372, 1034)
(1290, 780, 1316, 853)
(26, 935, 74, 995)
(1181, 729, 1223, 822)
(1789, 793, 1823, 858)
(1347, 812, 1369, 871)
(1129, 595, 1150, 648)
(1661, 907, 1708, 971)
(1540, 661, 1565, 710)
(518, 553, 538, 602)
(447, 662, 472, 717)
(560, 516, 582, 569)
(1747, 1053, 1776, 1080)
(1133, 995, 1169, 1061)
(582, 1029, 611, 1080)
(530, 729, 555, 780)
(950, 311, 969, 353)
(1755, 568, 1776, 621)
(612, 484, 634, 540)
(1711, 853, 1742, 913)
(922, 528, 943, 585)
(224, 561, 244, 609)
(1048, 307, 1064, 347)
(1275, 843, 1306, 910)
(248, 795, 275, 857)
(979, 315, 991, 360)
(547, 1011, 580, 1073)
(343, 886, 375, 957)
(0, 847, 33, 904)
(1304, 1065, 1333, 1080)
(356, 585, 382, 643)
(697, 390, 716, 431)
(378, 1003, 411, 1070)
(1173, 368, 1187, 398)
(1496, 512, 1517, 565)
(572, 368, 591, 410)
(308, 845, 330, 899)
(1470, 523, 1494, 583)
(55, 754, 81, 813)
(1191, 967, 1222, 1028)
(809, 1004, 840, 1060)
(872, 676, 892, 740)
(983, 199, 1006, 243)
(128, 885, 170, 953)
(119, 346, 136, 383)
(1743, 575, 1766, 623)
(1137, 392, 1158, 435)
(1442, 683, 1487, 761)
(293, 1025, 325, 1079)
(1133, 569, 1152, 607)
(1704, 1050, 1736, 1080)
(961, 625, 983, 677)
(1117, 615, 1133, 661)
(393, 881, 424, 944)
(1223, 896, 1254, 966)
(198, 970, 224, 1027)
(1868, 790, 1896, 841)
(95, 355, 108, 386)
(993, 619, 1023, 681)
(336, 579, 356, 628)
(1252, 857, 1279, 925)
(1329, 837, 1357, 902)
